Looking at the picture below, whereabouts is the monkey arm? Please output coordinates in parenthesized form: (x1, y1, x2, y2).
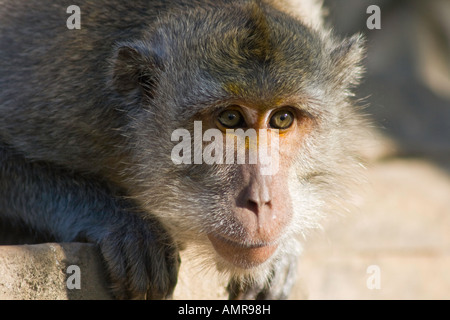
(0, 143, 179, 299)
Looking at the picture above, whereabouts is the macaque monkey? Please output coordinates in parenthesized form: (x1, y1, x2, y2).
(0, 0, 365, 299)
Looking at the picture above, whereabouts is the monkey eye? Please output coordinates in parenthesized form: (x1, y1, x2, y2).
(269, 109, 294, 129)
(218, 109, 245, 128)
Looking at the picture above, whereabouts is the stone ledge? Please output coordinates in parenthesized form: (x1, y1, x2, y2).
(0, 243, 112, 300)
(0, 242, 307, 300)
(0, 242, 230, 300)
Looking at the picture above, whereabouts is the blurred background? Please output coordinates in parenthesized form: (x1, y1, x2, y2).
(294, 0, 450, 299)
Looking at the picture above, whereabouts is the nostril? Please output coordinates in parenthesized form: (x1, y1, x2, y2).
(247, 198, 271, 213)
(247, 199, 259, 213)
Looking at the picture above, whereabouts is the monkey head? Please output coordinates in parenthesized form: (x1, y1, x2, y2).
(110, 2, 365, 284)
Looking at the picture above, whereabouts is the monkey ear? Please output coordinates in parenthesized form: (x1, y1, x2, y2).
(330, 34, 365, 89)
(111, 41, 163, 98)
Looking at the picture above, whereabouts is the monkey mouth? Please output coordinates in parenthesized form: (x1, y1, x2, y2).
(207, 234, 278, 269)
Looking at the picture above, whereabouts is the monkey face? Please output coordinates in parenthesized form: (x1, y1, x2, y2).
(197, 104, 313, 269)
(134, 99, 319, 273)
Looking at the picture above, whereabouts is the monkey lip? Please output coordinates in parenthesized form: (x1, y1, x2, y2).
(207, 234, 278, 269)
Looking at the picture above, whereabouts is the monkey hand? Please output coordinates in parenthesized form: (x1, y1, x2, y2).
(228, 253, 298, 300)
(88, 212, 180, 300)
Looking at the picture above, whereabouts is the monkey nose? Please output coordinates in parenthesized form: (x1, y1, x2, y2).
(246, 177, 272, 213)
(247, 188, 271, 210)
